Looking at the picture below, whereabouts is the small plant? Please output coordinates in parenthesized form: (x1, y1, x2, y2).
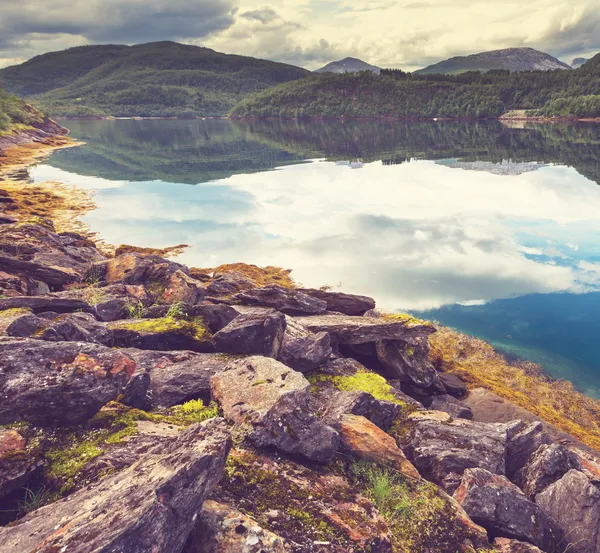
(18, 487, 61, 516)
(126, 300, 145, 319)
(81, 277, 107, 307)
(166, 302, 188, 320)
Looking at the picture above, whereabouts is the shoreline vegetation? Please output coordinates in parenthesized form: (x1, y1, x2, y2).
(2, 128, 600, 453)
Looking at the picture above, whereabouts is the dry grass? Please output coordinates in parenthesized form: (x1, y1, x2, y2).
(430, 327, 600, 451)
(193, 262, 296, 288)
(114, 243, 189, 258)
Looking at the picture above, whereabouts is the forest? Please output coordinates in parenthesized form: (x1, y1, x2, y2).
(0, 86, 44, 133)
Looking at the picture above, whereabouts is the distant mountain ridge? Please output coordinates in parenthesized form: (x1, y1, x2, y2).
(572, 57, 590, 69)
(315, 57, 381, 74)
(416, 47, 571, 75)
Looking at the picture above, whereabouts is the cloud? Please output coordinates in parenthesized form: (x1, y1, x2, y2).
(240, 8, 281, 24)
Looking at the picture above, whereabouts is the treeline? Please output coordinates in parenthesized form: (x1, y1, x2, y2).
(231, 54, 600, 119)
(534, 95, 600, 118)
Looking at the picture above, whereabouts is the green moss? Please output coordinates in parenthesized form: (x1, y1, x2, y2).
(0, 307, 32, 318)
(109, 316, 211, 341)
(309, 370, 406, 406)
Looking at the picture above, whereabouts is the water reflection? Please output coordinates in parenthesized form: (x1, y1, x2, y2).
(33, 119, 600, 394)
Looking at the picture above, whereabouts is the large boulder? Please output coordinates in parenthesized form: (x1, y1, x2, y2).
(297, 288, 376, 315)
(429, 395, 473, 420)
(506, 421, 552, 478)
(0, 338, 135, 425)
(211, 356, 338, 462)
(0, 295, 90, 313)
(515, 443, 581, 499)
(0, 419, 231, 553)
(206, 272, 255, 296)
(340, 414, 421, 480)
(186, 500, 286, 553)
(277, 316, 331, 373)
(454, 468, 563, 551)
(375, 338, 440, 388)
(403, 412, 510, 493)
(295, 314, 435, 345)
(233, 285, 327, 316)
(161, 269, 206, 305)
(437, 372, 467, 398)
(536, 470, 600, 553)
(214, 309, 285, 358)
(35, 312, 113, 345)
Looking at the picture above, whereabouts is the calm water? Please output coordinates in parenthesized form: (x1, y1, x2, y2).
(32, 119, 600, 396)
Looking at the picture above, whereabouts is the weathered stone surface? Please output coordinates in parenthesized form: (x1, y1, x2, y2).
(161, 269, 206, 305)
(214, 308, 285, 358)
(206, 271, 255, 296)
(515, 443, 581, 499)
(0, 338, 135, 425)
(454, 468, 562, 551)
(376, 338, 439, 388)
(297, 288, 376, 315)
(0, 430, 42, 502)
(506, 421, 552, 478)
(234, 285, 327, 316)
(429, 394, 473, 420)
(278, 316, 331, 372)
(0, 295, 90, 313)
(94, 297, 131, 321)
(312, 388, 402, 431)
(189, 303, 239, 333)
(494, 538, 545, 553)
(211, 356, 338, 462)
(340, 414, 421, 480)
(295, 314, 435, 345)
(537, 469, 600, 553)
(403, 413, 509, 493)
(5, 313, 47, 337)
(0, 419, 231, 553)
(37, 312, 113, 345)
(438, 372, 467, 397)
(123, 349, 234, 409)
(186, 500, 286, 553)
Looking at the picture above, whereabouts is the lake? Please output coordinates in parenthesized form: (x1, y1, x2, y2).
(31, 118, 600, 397)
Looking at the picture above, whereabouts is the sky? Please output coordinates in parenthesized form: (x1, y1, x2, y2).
(0, 0, 599, 70)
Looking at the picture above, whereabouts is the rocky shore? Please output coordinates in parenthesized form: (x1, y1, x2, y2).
(1, 136, 600, 553)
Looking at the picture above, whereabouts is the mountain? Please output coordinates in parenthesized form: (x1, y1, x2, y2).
(315, 57, 381, 74)
(0, 41, 310, 118)
(572, 57, 590, 69)
(416, 47, 571, 75)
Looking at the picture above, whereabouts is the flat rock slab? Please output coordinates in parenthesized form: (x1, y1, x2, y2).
(297, 289, 376, 316)
(233, 285, 327, 316)
(295, 314, 435, 345)
(0, 295, 90, 313)
(0, 419, 231, 553)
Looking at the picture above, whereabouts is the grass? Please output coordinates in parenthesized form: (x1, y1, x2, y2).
(109, 315, 211, 341)
(430, 326, 600, 451)
(194, 262, 296, 289)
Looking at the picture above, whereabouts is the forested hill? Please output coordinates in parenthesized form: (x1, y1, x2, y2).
(0, 42, 310, 118)
(230, 54, 600, 119)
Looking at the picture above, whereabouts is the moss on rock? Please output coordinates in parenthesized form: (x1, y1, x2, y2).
(109, 315, 211, 341)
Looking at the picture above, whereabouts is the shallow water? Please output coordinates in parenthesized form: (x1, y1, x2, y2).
(32, 119, 600, 396)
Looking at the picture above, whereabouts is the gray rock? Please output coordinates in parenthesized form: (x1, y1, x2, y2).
(94, 297, 130, 322)
(38, 312, 114, 345)
(506, 421, 552, 478)
(493, 538, 544, 553)
(206, 272, 255, 296)
(5, 314, 47, 337)
(0, 338, 135, 426)
(161, 269, 207, 305)
(0, 419, 231, 553)
(429, 395, 473, 420)
(211, 356, 338, 462)
(438, 372, 467, 397)
(376, 338, 439, 388)
(277, 316, 331, 373)
(214, 308, 286, 358)
(454, 468, 563, 551)
(189, 303, 239, 333)
(0, 295, 90, 313)
(536, 470, 600, 553)
(297, 288, 375, 315)
(234, 285, 327, 315)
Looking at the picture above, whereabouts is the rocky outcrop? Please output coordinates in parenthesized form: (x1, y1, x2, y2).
(454, 468, 563, 551)
(536, 469, 600, 553)
(211, 356, 338, 462)
(0, 295, 90, 313)
(0, 430, 42, 502)
(206, 271, 255, 296)
(494, 538, 545, 553)
(429, 395, 473, 420)
(0, 419, 231, 553)
(376, 338, 439, 388)
(505, 421, 552, 478)
(277, 316, 331, 372)
(297, 288, 376, 315)
(233, 285, 327, 315)
(0, 338, 135, 425)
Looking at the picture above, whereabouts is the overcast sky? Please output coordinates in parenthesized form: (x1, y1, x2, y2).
(0, 0, 598, 70)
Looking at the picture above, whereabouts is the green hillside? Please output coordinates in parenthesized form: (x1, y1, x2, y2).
(0, 42, 310, 118)
(0, 84, 46, 134)
(230, 54, 600, 119)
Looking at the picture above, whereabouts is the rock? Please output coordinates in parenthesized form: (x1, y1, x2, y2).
(0, 419, 231, 553)
(110, 317, 215, 353)
(0, 430, 43, 502)
(375, 338, 440, 388)
(37, 312, 114, 345)
(494, 538, 545, 553)
(506, 421, 552, 478)
(429, 395, 473, 420)
(186, 500, 286, 553)
(454, 468, 562, 551)
(297, 288, 376, 315)
(123, 349, 234, 409)
(5, 313, 47, 337)
(211, 356, 338, 462)
(536, 470, 600, 553)
(161, 269, 206, 305)
(515, 443, 581, 498)
(234, 285, 327, 315)
(312, 388, 402, 431)
(340, 414, 421, 480)
(403, 413, 509, 493)
(438, 372, 467, 397)
(0, 430, 25, 456)
(214, 308, 286, 358)
(278, 316, 331, 373)
(0, 338, 135, 425)
(94, 298, 131, 322)
(189, 303, 239, 333)
(89, 252, 187, 286)
(0, 295, 90, 313)
(295, 314, 435, 345)
(206, 271, 255, 296)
